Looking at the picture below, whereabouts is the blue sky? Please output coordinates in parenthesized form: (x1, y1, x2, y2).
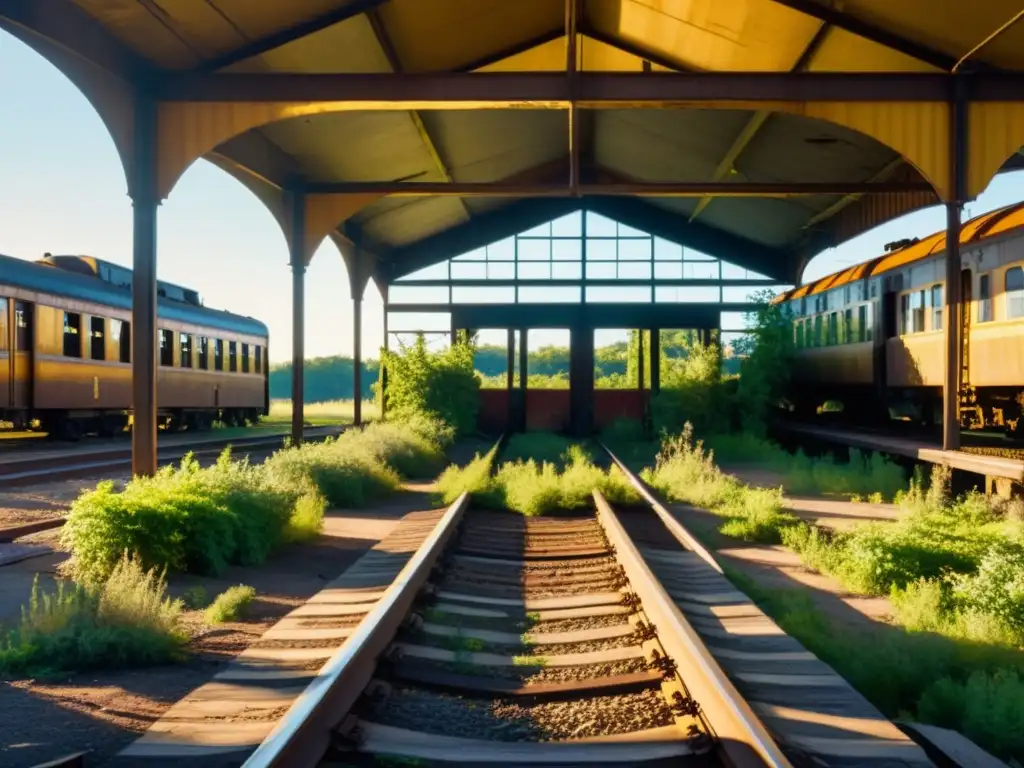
(2, 29, 1023, 363)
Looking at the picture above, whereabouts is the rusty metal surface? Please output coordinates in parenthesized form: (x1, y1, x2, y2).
(592, 489, 790, 768)
(241, 491, 471, 768)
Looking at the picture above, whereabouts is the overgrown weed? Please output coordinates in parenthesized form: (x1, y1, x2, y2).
(204, 585, 256, 624)
(0, 554, 185, 677)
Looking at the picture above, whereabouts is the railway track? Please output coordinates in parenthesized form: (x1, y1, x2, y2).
(102, 438, 942, 768)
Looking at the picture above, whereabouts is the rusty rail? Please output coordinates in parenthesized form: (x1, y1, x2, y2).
(601, 441, 723, 573)
(592, 489, 792, 768)
(242, 490, 471, 768)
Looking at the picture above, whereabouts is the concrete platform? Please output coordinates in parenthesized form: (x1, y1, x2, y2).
(781, 424, 1024, 484)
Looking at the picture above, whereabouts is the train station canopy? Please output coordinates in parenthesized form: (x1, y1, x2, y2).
(5, 0, 1024, 285)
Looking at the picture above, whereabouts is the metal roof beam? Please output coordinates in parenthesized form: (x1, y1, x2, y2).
(156, 71, 1022, 103)
(0, 0, 156, 83)
(303, 180, 933, 196)
(766, 0, 957, 71)
(363, 7, 471, 222)
(690, 20, 832, 223)
(196, 0, 390, 72)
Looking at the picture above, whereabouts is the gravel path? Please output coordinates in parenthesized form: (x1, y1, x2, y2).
(363, 686, 672, 741)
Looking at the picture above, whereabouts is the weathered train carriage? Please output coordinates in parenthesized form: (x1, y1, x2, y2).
(777, 202, 1024, 431)
(0, 253, 269, 438)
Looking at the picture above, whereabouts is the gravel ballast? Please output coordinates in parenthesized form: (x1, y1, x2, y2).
(363, 686, 673, 741)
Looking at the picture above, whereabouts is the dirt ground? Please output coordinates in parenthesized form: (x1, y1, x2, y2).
(0, 484, 441, 768)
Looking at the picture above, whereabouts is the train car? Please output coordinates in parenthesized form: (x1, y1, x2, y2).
(774, 201, 1024, 433)
(0, 253, 269, 439)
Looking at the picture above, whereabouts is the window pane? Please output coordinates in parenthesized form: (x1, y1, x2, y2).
(214, 339, 223, 371)
(159, 329, 174, 366)
(931, 285, 943, 330)
(198, 336, 209, 370)
(979, 274, 993, 322)
(585, 212, 618, 237)
(1006, 267, 1024, 319)
(551, 211, 582, 237)
(63, 312, 81, 358)
(90, 316, 105, 360)
(241, 343, 250, 373)
(229, 341, 237, 372)
(552, 239, 581, 261)
(586, 239, 616, 261)
(179, 333, 193, 368)
(254, 345, 262, 374)
(517, 261, 550, 280)
(517, 238, 550, 261)
(618, 238, 651, 261)
(15, 302, 31, 350)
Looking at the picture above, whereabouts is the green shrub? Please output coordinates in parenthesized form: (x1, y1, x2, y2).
(181, 586, 210, 609)
(204, 585, 257, 624)
(380, 335, 479, 436)
(63, 451, 306, 583)
(786, 449, 905, 500)
(264, 439, 399, 509)
(0, 554, 185, 676)
(601, 418, 646, 444)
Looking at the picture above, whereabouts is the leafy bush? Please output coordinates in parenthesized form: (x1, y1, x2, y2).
(380, 335, 479, 436)
(651, 342, 730, 437)
(63, 451, 308, 584)
(786, 449, 905, 500)
(731, 289, 795, 435)
(0, 554, 185, 676)
(436, 445, 498, 506)
(205, 585, 257, 624)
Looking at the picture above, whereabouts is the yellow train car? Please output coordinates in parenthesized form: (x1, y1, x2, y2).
(775, 202, 1024, 432)
(0, 253, 269, 439)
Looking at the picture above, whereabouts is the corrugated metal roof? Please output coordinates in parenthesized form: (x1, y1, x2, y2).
(26, 0, 1024, 280)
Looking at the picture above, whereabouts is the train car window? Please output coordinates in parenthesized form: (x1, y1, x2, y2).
(979, 274, 993, 322)
(180, 333, 193, 368)
(1006, 267, 1024, 319)
(15, 302, 31, 350)
(827, 312, 837, 345)
(813, 316, 822, 346)
(0, 298, 6, 351)
(844, 286, 851, 305)
(63, 312, 82, 357)
(844, 308, 853, 343)
(899, 294, 911, 335)
(911, 291, 925, 333)
(858, 305, 868, 342)
(90, 317, 105, 360)
(198, 336, 209, 370)
(229, 341, 237, 372)
(159, 329, 174, 366)
(931, 285, 943, 330)
(214, 339, 223, 371)
(255, 345, 263, 374)
(241, 343, 250, 373)
(794, 321, 803, 348)
(111, 320, 131, 363)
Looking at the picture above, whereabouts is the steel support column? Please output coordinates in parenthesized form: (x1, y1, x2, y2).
(506, 329, 515, 390)
(130, 98, 159, 477)
(353, 296, 363, 427)
(943, 78, 968, 451)
(636, 329, 645, 392)
(289, 192, 306, 447)
(380, 300, 389, 421)
(570, 325, 594, 437)
(650, 328, 661, 394)
(518, 328, 528, 432)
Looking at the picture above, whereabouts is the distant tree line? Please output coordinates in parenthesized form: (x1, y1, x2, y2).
(269, 330, 738, 402)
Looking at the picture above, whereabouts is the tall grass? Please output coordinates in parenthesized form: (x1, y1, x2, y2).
(437, 440, 639, 516)
(0, 554, 185, 676)
(728, 569, 1024, 763)
(266, 398, 380, 426)
(642, 424, 796, 544)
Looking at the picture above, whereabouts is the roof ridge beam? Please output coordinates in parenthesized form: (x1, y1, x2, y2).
(196, 0, 390, 72)
(765, 0, 958, 71)
(155, 71, 1022, 103)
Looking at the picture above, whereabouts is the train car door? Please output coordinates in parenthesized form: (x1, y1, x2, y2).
(12, 300, 33, 414)
(875, 281, 898, 394)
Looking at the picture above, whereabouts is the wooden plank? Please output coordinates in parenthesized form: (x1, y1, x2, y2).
(387, 666, 663, 698)
(394, 642, 645, 667)
(355, 722, 696, 763)
(899, 722, 1007, 768)
(436, 590, 623, 610)
(420, 621, 633, 645)
(120, 722, 274, 757)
